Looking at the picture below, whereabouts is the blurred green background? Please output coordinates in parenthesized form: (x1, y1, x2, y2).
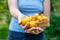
(0, 0, 60, 40)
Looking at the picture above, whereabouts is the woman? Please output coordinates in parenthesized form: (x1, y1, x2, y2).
(8, 0, 50, 40)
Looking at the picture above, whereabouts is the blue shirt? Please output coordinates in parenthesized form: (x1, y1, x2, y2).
(9, 0, 44, 33)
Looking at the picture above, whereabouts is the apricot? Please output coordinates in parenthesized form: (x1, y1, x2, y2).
(37, 16, 42, 22)
(40, 14, 48, 20)
(31, 16, 37, 21)
(30, 21, 37, 28)
(34, 13, 39, 17)
(21, 13, 49, 28)
(41, 16, 48, 21)
(21, 18, 28, 26)
(27, 16, 32, 22)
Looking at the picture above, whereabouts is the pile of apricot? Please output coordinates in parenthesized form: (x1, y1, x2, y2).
(21, 13, 50, 28)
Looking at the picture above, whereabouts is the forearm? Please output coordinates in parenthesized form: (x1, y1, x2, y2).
(43, 0, 50, 22)
(8, 0, 24, 19)
(9, 8, 24, 19)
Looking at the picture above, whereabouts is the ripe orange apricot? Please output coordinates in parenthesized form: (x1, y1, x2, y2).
(40, 14, 48, 20)
(21, 18, 28, 26)
(31, 16, 37, 21)
(37, 16, 42, 22)
(21, 16, 32, 26)
(41, 16, 48, 21)
(34, 13, 39, 17)
(30, 21, 37, 28)
(27, 16, 32, 22)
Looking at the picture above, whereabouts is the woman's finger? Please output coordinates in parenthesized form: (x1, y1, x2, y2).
(23, 23, 30, 30)
(37, 27, 44, 31)
(25, 27, 35, 33)
(36, 27, 44, 34)
(31, 29, 40, 34)
(28, 27, 42, 34)
(18, 18, 22, 25)
(32, 27, 42, 34)
(20, 23, 30, 30)
(18, 15, 27, 25)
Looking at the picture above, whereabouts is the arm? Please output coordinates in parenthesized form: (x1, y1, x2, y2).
(8, 0, 25, 19)
(43, 0, 50, 22)
(8, 0, 30, 30)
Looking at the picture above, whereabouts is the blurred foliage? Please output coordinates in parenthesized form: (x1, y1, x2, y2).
(0, 0, 11, 25)
(45, 12, 60, 40)
(0, 0, 60, 40)
(51, 0, 60, 12)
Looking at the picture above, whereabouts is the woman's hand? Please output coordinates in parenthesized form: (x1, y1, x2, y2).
(18, 16, 44, 35)
(25, 21, 44, 35)
(18, 14, 27, 25)
(26, 27, 44, 34)
(18, 14, 30, 30)
(19, 21, 44, 34)
(39, 20, 50, 29)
